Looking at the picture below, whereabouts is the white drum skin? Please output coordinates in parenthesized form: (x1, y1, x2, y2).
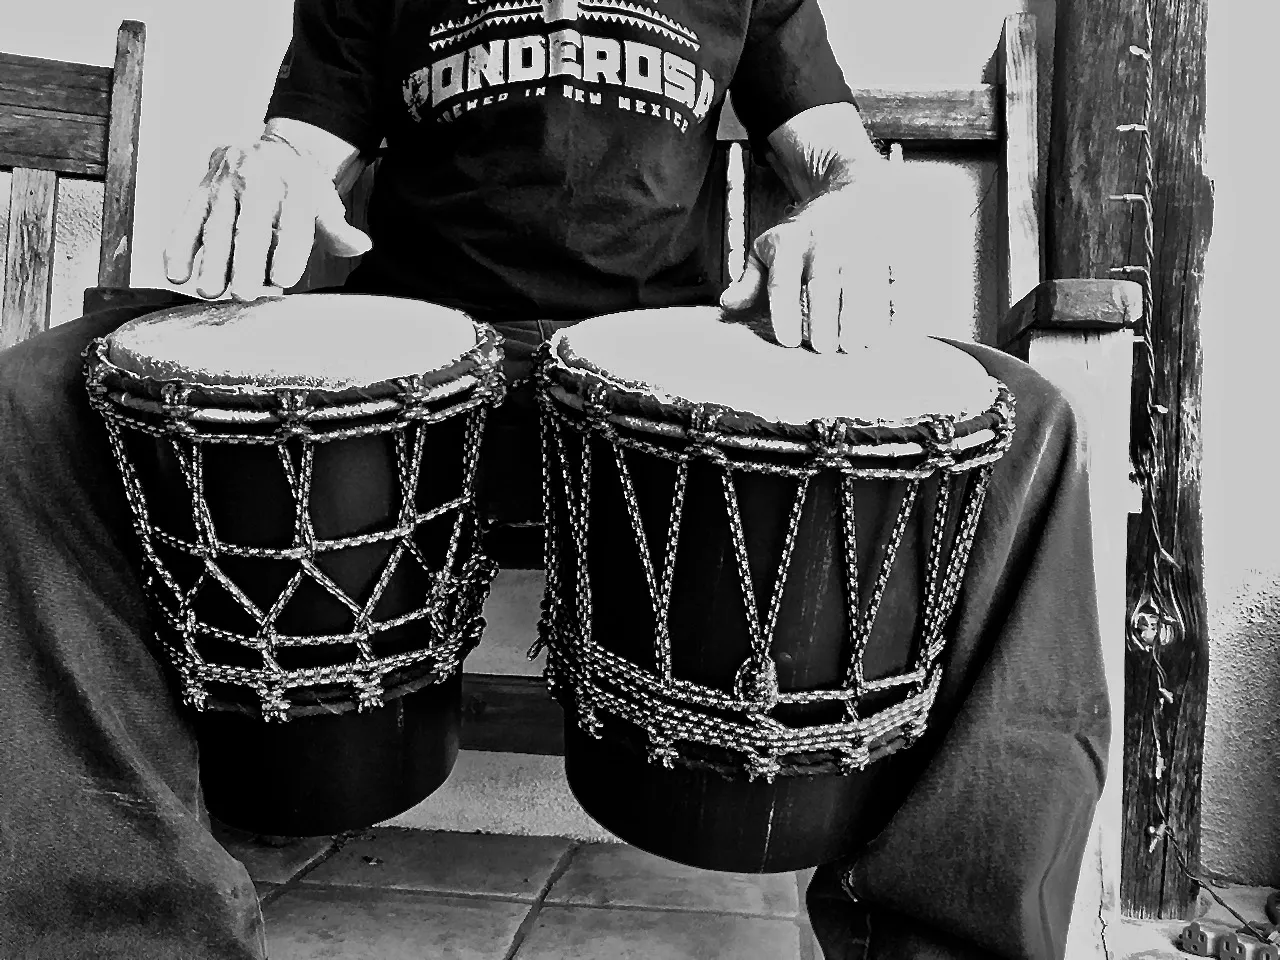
(106, 294, 481, 390)
(556, 306, 998, 430)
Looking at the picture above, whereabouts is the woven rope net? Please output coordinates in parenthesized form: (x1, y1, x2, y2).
(83, 323, 505, 723)
(534, 333, 1016, 782)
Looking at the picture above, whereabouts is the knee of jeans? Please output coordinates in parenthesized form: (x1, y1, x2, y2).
(0, 356, 78, 448)
(0, 361, 47, 440)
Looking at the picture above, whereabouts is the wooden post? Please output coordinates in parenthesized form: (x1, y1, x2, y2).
(998, 13, 1041, 309)
(1048, 0, 1214, 920)
(98, 20, 145, 289)
(1, 168, 59, 348)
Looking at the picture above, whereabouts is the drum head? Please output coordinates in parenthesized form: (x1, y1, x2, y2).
(556, 306, 997, 427)
(106, 294, 481, 390)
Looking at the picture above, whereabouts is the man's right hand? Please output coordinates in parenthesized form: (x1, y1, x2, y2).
(163, 130, 372, 302)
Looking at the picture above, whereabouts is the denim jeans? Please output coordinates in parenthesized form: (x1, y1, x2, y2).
(0, 289, 1108, 959)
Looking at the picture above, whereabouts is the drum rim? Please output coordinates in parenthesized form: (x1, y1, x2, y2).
(539, 329, 1013, 451)
(102, 294, 485, 386)
(84, 320, 504, 425)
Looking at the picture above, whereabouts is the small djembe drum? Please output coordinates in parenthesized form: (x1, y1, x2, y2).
(84, 294, 504, 836)
(535, 306, 1015, 872)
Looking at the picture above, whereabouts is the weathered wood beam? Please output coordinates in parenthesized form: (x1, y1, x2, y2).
(460, 674, 563, 756)
(1, 168, 59, 348)
(0, 52, 112, 118)
(0, 51, 115, 177)
(99, 20, 145, 288)
(1048, 0, 1213, 920)
(718, 86, 999, 145)
(999, 14, 1042, 309)
(1000, 278, 1143, 347)
(0, 109, 108, 176)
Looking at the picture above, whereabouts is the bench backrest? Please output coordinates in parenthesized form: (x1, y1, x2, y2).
(0, 21, 145, 348)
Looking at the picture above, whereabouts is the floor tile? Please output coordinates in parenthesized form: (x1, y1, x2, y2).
(468, 569, 546, 676)
(1105, 919, 1188, 960)
(211, 820, 336, 885)
(298, 827, 573, 900)
(265, 886, 528, 960)
(515, 905, 801, 960)
(380, 751, 614, 841)
(545, 842, 798, 918)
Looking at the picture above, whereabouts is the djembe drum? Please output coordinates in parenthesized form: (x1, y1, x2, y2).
(84, 294, 504, 836)
(535, 306, 1015, 872)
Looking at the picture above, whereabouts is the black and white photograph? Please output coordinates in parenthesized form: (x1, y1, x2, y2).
(0, 0, 1269, 957)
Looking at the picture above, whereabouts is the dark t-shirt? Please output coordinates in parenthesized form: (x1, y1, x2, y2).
(267, 0, 853, 322)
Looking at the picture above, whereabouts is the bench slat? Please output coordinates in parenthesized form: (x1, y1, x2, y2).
(0, 108, 108, 175)
(717, 86, 999, 144)
(461, 674, 564, 756)
(1, 168, 59, 348)
(1001, 16, 1042, 308)
(0, 52, 112, 118)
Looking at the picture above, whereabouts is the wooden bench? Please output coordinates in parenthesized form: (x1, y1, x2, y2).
(0, 20, 145, 347)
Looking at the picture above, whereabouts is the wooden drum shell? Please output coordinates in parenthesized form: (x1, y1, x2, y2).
(84, 301, 503, 837)
(535, 316, 1012, 873)
(562, 448, 940, 871)
(124, 413, 474, 837)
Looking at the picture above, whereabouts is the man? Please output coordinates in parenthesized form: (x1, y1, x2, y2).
(0, 0, 1108, 957)
(162, 0, 885, 351)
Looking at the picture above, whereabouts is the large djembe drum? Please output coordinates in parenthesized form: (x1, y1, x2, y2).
(535, 307, 1015, 872)
(84, 294, 504, 836)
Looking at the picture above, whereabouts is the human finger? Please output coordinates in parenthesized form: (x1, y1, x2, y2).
(165, 146, 241, 285)
(268, 182, 318, 289)
(719, 251, 767, 313)
(228, 182, 280, 301)
(193, 182, 239, 299)
(803, 255, 843, 355)
(763, 233, 805, 348)
(163, 188, 215, 285)
(314, 186, 373, 258)
(839, 244, 892, 350)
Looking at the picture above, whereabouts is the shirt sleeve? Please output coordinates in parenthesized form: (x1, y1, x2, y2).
(265, 0, 394, 154)
(729, 0, 855, 141)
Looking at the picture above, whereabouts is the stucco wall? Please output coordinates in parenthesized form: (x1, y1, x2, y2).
(7, 0, 1273, 885)
(1200, 0, 1280, 887)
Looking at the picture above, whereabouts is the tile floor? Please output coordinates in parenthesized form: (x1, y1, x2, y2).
(215, 823, 820, 960)
(215, 822, 1277, 960)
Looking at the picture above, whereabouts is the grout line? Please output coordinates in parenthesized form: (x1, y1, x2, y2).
(255, 834, 343, 909)
(503, 842, 582, 960)
(263, 877, 801, 921)
(273, 881, 547, 908)
(495, 897, 801, 921)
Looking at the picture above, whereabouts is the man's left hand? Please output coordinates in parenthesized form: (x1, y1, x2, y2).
(720, 181, 891, 354)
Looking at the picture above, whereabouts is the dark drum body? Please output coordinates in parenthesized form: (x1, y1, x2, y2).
(84, 296, 504, 836)
(534, 309, 1015, 873)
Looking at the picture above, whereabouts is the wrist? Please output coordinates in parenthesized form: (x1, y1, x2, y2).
(261, 117, 361, 184)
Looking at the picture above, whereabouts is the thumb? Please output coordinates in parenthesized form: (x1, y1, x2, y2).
(314, 186, 373, 258)
(719, 253, 766, 311)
